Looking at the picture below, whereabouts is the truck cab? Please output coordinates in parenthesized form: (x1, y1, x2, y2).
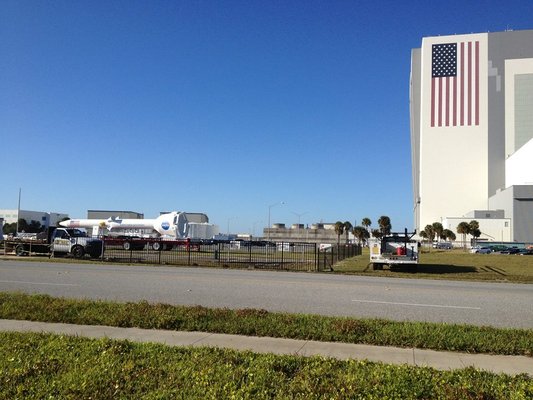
(50, 228, 103, 258)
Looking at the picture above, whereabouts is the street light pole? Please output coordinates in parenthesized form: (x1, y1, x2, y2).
(267, 201, 284, 240)
(252, 220, 262, 239)
(291, 211, 308, 241)
(227, 217, 237, 237)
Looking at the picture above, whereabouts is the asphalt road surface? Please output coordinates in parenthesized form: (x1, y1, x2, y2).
(1, 260, 532, 329)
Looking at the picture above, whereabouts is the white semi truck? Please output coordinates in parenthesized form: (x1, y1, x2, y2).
(369, 229, 419, 271)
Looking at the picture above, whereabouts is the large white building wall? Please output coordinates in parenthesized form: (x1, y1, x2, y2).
(505, 58, 533, 157)
(506, 138, 533, 186)
(410, 48, 422, 232)
(418, 33, 489, 230)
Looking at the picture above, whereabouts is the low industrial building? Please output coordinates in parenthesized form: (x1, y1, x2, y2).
(87, 210, 144, 219)
(0, 209, 69, 229)
(442, 210, 512, 242)
(263, 223, 355, 245)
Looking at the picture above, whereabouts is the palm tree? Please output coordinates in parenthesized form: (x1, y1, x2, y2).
(343, 221, 353, 244)
(432, 222, 444, 242)
(457, 222, 470, 248)
(334, 221, 344, 247)
(371, 229, 382, 240)
(352, 226, 370, 246)
(377, 216, 391, 237)
(469, 220, 480, 245)
(443, 229, 456, 242)
(361, 218, 371, 233)
(419, 230, 428, 240)
(424, 224, 435, 243)
(469, 220, 480, 232)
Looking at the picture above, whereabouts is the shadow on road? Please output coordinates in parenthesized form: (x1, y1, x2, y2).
(414, 264, 478, 274)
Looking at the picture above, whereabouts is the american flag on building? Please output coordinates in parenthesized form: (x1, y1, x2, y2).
(431, 41, 479, 127)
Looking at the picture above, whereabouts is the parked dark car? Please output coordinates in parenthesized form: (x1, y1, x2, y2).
(518, 248, 533, 255)
(500, 247, 520, 254)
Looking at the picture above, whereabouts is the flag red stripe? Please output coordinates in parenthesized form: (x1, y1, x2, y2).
(431, 78, 435, 127)
(438, 77, 442, 126)
(445, 76, 450, 126)
(453, 76, 457, 126)
(460, 42, 464, 126)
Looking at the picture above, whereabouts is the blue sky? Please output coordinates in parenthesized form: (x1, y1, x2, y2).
(1, 0, 532, 235)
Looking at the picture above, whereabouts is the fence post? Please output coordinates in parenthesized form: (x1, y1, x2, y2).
(188, 242, 191, 266)
(314, 243, 318, 271)
(158, 239, 162, 265)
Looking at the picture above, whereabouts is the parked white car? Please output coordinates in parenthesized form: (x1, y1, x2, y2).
(433, 242, 453, 249)
(470, 246, 491, 254)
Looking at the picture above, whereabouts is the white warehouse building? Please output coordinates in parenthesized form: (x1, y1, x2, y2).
(0, 209, 69, 229)
(410, 29, 533, 243)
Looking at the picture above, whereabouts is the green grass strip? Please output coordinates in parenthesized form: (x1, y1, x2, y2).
(1, 292, 533, 357)
(1, 332, 532, 399)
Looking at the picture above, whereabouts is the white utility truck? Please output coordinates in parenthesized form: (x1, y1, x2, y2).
(369, 229, 419, 271)
(4, 227, 103, 259)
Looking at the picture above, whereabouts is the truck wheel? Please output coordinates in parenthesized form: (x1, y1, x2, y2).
(72, 245, 85, 259)
(372, 263, 383, 271)
(15, 244, 25, 257)
(152, 242, 161, 251)
(123, 242, 131, 251)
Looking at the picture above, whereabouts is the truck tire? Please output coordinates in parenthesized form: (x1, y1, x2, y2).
(123, 241, 131, 251)
(152, 242, 161, 251)
(15, 244, 26, 257)
(72, 245, 85, 259)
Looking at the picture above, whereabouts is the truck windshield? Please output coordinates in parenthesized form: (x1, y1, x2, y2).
(66, 229, 87, 237)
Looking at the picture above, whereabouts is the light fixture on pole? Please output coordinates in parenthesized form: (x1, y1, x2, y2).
(291, 211, 308, 227)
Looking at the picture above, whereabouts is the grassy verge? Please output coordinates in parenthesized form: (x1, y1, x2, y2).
(1, 292, 532, 356)
(334, 248, 533, 283)
(2, 332, 532, 399)
(3, 246, 533, 282)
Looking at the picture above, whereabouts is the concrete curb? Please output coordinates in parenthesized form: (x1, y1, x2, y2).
(1, 319, 532, 376)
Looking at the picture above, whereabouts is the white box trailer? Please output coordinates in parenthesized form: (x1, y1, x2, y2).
(369, 230, 419, 271)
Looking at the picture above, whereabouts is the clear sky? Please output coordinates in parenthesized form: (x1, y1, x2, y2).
(1, 0, 532, 235)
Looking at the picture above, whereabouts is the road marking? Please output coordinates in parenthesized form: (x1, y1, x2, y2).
(352, 299, 481, 310)
(0, 280, 80, 287)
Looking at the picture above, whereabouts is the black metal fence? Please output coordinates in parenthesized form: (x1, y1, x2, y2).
(98, 239, 361, 271)
(316, 244, 361, 271)
(1, 237, 362, 271)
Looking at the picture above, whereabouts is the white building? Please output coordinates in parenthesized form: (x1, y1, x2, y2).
(410, 29, 533, 242)
(0, 209, 69, 229)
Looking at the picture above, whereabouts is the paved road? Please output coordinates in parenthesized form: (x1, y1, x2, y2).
(1, 260, 532, 329)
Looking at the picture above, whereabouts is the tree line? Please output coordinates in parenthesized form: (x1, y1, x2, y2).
(2, 219, 46, 235)
(333, 216, 392, 246)
(332, 217, 482, 247)
(420, 220, 481, 247)
(2, 218, 69, 235)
